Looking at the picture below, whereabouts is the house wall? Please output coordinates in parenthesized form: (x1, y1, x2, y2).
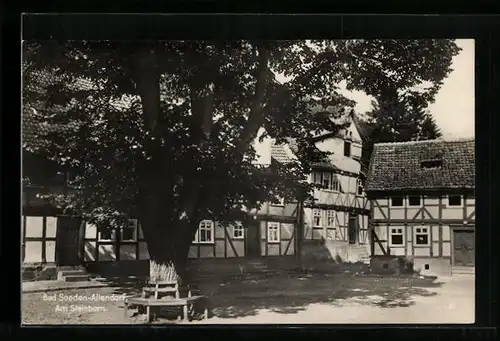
(370, 192, 475, 275)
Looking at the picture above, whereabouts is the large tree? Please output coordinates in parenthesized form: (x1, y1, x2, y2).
(22, 39, 460, 282)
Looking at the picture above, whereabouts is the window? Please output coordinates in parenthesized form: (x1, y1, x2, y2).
(415, 227, 430, 246)
(391, 197, 404, 207)
(313, 209, 322, 227)
(267, 222, 280, 243)
(121, 219, 138, 241)
(98, 228, 114, 241)
(344, 141, 351, 157)
(421, 160, 443, 169)
(326, 210, 336, 228)
(331, 175, 340, 191)
(322, 172, 332, 189)
(312, 172, 340, 192)
(408, 196, 421, 207)
(389, 227, 404, 246)
(448, 195, 462, 206)
(193, 220, 215, 244)
(233, 223, 244, 239)
(357, 179, 364, 195)
(313, 172, 322, 185)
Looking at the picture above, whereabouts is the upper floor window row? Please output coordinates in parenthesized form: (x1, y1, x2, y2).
(390, 195, 464, 207)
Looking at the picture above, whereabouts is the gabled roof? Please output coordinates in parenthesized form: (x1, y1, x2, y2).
(270, 113, 364, 172)
(365, 138, 475, 192)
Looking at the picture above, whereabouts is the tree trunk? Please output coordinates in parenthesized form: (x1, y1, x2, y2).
(139, 214, 197, 285)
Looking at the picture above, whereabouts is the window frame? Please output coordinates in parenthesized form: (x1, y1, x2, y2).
(313, 209, 322, 227)
(344, 140, 352, 157)
(390, 196, 404, 208)
(194, 220, 215, 244)
(98, 228, 115, 242)
(326, 210, 336, 228)
(446, 195, 463, 208)
(121, 219, 138, 242)
(232, 222, 244, 239)
(322, 172, 332, 189)
(414, 226, 430, 246)
(267, 222, 281, 243)
(357, 178, 364, 196)
(389, 227, 404, 247)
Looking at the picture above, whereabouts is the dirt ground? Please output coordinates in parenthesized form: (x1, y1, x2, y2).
(21, 273, 474, 325)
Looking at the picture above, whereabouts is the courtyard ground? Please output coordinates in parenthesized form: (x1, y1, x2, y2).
(21, 273, 474, 325)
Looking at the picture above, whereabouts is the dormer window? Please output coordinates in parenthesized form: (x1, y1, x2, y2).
(421, 160, 443, 169)
(344, 141, 351, 157)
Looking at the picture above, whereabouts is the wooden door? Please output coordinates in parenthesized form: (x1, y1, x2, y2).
(453, 229, 475, 267)
(246, 219, 261, 258)
(348, 214, 357, 244)
(55, 216, 82, 266)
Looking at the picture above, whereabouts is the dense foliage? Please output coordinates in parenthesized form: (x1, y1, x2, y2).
(23, 40, 460, 277)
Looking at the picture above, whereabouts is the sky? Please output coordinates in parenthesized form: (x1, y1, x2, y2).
(339, 39, 475, 139)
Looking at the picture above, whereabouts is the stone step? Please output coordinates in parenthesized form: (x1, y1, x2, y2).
(58, 270, 88, 277)
(22, 270, 36, 281)
(63, 274, 91, 282)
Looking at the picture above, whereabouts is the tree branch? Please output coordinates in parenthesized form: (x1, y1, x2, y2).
(235, 44, 270, 155)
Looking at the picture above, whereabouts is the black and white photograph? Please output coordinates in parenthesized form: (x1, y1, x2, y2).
(21, 38, 475, 324)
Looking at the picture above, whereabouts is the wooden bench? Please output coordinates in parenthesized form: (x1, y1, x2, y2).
(124, 296, 208, 323)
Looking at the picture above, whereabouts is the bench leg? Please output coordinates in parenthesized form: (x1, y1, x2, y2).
(183, 304, 188, 321)
(204, 308, 208, 320)
(146, 306, 151, 323)
(124, 303, 128, 318)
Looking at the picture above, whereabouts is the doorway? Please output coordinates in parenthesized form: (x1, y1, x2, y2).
(55, 216, 82, 266)
(348, 214, 358, 245)
(453, 229, 475, 267)
(246, 218, 261, 258)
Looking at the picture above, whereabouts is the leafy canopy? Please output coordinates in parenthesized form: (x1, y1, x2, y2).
(23, 39, 460, 230)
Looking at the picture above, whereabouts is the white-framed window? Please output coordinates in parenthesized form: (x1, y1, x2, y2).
(447, 195, 463, 207)
(193, 220, 215, 244)
(408, 195, 422, 207)
(267, 222, 280, 243)
(312, 172, 340, 192)
(326, 210, 336, 228)
(313, 172, 322, 185)
(121, 219, 138, 241)
(322, 172, 332, 189)
(390, 196, 404, 207)
(414, 226, 430, 246)
(313, 209, 322, 227)
(331, 174, 340, 192)
(233, 222, 244, 239)
(389, 227, 404, 246)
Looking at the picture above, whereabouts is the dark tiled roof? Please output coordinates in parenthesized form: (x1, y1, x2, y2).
(22, 70, 131, 150)
(365, 138, 475, 192)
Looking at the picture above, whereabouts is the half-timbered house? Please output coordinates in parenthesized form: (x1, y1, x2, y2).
(270, 113, 371, 264)
(365, 138, 475, 275)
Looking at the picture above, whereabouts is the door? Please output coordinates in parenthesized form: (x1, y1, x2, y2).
(246, 219, 261, 258)
(348, 214, 358, 244)
(55, 216, 82, 266)
(453, 229, 475, 267)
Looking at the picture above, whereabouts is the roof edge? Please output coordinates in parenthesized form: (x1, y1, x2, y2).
(373, 137, 475, 148)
